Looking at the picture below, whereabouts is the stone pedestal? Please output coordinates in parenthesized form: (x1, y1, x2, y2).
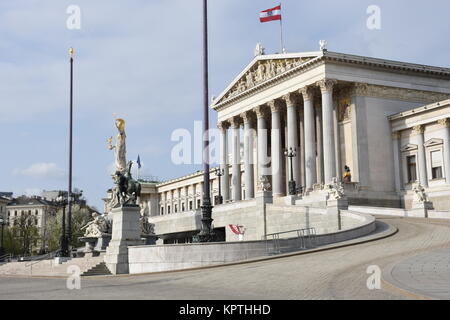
(326, 197, 349, 231)
(141, 235, 158, 245)
(105, 206, 143, 275)
(410, 201, 434, 218)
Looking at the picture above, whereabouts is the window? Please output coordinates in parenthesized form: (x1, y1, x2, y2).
(160, 207, 164, 215)
(189, 201, 193, 210)
(197, 199, 201, 209)
(167, 206, 171, 214)
(35, 210, 38, 216)
(407, 155, 417, 183)
(174, 204, 178, 213)
(431, 150, 443, 179)
(182, 203, 185, 212)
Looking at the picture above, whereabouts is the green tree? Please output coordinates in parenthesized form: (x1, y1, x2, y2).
(5, 215, 40, 256)
(44, 202, 94, 252)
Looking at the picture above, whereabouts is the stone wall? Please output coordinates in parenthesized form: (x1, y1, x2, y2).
(128, 211, 376, 274)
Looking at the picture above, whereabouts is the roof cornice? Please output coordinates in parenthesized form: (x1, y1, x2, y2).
(211, 51, 450, 111)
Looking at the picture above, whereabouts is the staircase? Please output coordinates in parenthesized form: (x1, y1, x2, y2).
(0, 253, 111, 277)
(82, 262, 112, 276)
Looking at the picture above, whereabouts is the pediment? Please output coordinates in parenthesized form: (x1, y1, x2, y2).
(424, 138, 443, 147)
(401, 143, 418, 152)
(212, 52, 321, 107)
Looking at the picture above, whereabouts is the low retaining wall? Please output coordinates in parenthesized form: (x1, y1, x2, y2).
(128, 212, 376, 274)
(349, 205, 450, 219)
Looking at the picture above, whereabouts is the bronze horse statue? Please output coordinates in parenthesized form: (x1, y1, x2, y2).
(113, 161, 141, 207)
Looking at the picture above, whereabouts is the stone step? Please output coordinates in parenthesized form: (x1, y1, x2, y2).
(82, 262, 112, 277)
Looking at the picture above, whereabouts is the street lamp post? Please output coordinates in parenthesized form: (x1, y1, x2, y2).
(0, 217, 6, 259)
(285, 147, 297, 195)
(194, 0, 215, 243)
(214, 168, 224, 205)
(56, 192, 69, 257)
(64, 48, 75, 257)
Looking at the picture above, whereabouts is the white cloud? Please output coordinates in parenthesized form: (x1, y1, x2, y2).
(13, 162, 66, 180)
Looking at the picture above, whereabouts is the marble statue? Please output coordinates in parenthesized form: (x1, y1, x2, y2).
(254, 43, 265, 57)
(327, 177, 345, 200)
(319, 40, 327, 51)
(412, 182, 428, 203)
(139, 201, 155, 235)
(81, 212, 109, 238)
(258, 175, 272, 192)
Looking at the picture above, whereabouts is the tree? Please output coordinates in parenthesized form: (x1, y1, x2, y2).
(6, 215, 40, 256)
(44, 202, 94, 252)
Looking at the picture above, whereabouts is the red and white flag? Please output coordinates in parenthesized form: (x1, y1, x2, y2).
(260, 5, 282, 23)
(229, 224, 243, 235)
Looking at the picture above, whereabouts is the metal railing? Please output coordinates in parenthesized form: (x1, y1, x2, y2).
(263, 227, 317, 255)
(24, 250, 61, 275)
(0, 253, 12, 263)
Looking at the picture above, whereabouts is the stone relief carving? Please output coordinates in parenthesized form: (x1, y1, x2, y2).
(338, 97, 351, 122)
(223, 57, 313, 101)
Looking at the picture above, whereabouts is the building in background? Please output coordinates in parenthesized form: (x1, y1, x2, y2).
(6, 196, 59, 253)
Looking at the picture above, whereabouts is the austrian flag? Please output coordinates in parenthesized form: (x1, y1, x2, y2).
(260, 5, 282, 23)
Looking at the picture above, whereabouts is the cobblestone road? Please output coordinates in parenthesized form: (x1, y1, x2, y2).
(1, 217, 450, 300)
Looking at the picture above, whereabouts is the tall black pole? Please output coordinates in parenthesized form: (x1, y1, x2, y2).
(67, 48, 74, 255)
(195, 0, 214, 243)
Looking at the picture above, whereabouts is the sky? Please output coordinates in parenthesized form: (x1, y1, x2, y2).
(1, 0, 450, 210)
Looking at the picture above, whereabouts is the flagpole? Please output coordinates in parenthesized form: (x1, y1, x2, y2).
(279, 3, 285, 53)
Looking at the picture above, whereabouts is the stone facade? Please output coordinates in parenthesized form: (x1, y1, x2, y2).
(390, 100, 450, 210)
(108, 50, 450, 242)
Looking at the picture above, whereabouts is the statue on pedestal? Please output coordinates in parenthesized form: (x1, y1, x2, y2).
(412, 182, 428, 203)
(108, 117, 141, 208)
(326, 177, 345, 200)
(81, 212, 110, 238)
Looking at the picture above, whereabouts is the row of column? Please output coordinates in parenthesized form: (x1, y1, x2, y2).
(218, 79, 339, 202)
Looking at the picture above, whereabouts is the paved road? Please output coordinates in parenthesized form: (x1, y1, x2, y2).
(1, 217, 450, 300)
(386, 247, 450, 299)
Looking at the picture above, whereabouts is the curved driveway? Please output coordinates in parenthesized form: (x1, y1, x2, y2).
(1, 217, 450, 300)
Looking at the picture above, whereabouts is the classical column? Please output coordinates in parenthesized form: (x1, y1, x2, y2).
(255, 105, 270, 185)
(193, 184, 197, 210)
(241, 112, 255, 199)
(318, 79, 337, 184)
(299, 110, 306, 188)
(269, 101, 283, 197)
(300, 87, 317, 190)
(413, 125, 428, 187)
(315, 105, 324, 184)
(177, 188, 181, 213)
(438, 118, 450, 184)
(392, 132, 403, 192)
(218, 121, 230, 201)
(231, 117, 242, 201)
(184, 186, 189, 211)
(282, 92, 301, 187)
(333, 99, 342, 181)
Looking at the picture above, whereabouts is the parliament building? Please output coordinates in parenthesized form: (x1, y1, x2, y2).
(111, 48, 450, 243)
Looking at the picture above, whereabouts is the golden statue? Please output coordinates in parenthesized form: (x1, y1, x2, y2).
(108, 118, 127, 173)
